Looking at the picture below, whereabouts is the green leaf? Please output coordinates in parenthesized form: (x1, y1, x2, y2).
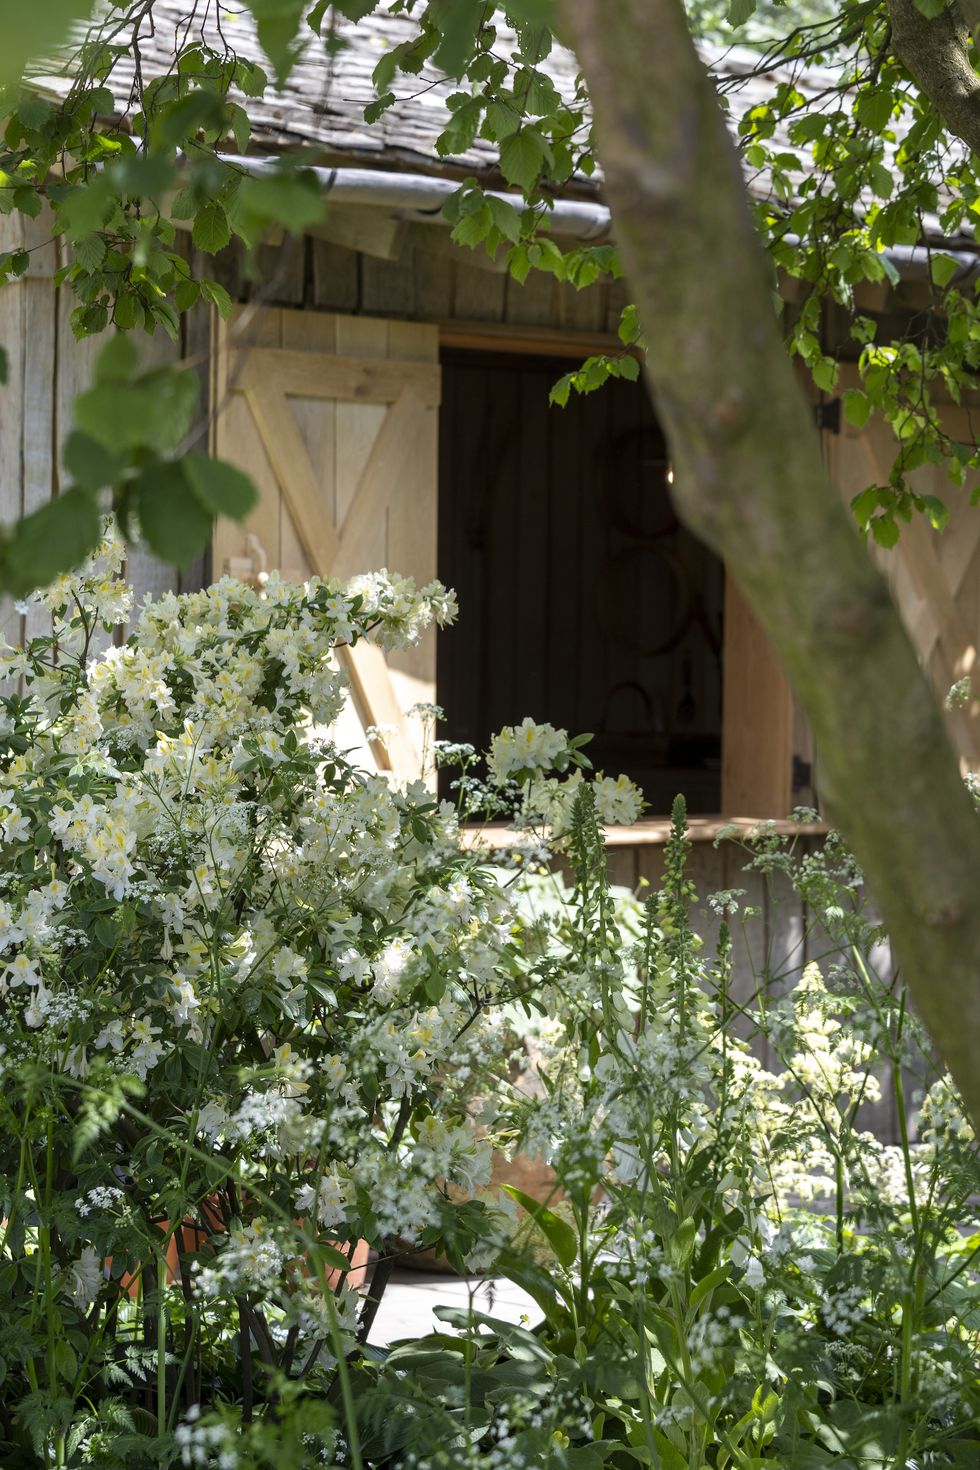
(851, 486, 884, 528)
(17, 96, 51, 130)
(667, 1216, 697, 1269)
(94, 335, 138, 385)
(245, 0, 307, 82)
(76, 365, 198, 455)
(431, 0, 482, 78)
(0, 3, 96, 90)
(486, 195, 523, 244)
(0, 488, 101, 598)
(500, 1184, 577, 1268)
(931, 253, 961, 288)
(175, 277, 201, 312)
(62, 430, 123, 490)
(192, 202, 231, 255)
(182, 453, 257, 520)
(73, 233, 107, 272)
(811, 355, 839, 393)
(843, 388, 872, 429)
(856, 89, 894, 133)
(136, 461, 214, 567)
(499, 130, 549, 193)
(870, 514, 900, 549)
(451, 204, 491, 249)
(237, 173, 326, 235)
(227, 102, 251, 154)
(199, 278, 233, 317)
(727, 0, 757, 25)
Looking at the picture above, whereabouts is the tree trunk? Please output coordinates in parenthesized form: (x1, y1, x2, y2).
(562, 0, 980, 1130)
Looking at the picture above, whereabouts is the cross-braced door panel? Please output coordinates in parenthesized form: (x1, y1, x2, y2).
(212, 308, 440, 782)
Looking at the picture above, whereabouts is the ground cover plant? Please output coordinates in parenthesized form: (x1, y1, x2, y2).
(0, 534, 978, 1467)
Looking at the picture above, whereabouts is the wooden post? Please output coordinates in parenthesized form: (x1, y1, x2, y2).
(721, 577, 794, 815)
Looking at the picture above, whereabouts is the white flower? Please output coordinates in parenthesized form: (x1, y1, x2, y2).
(592, 772, 643, 825)
(371, 937, 415, 1000)
(488, 718, 568, 781)
(3, 951, 41, 988)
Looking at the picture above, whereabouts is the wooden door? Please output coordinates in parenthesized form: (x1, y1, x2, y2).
(212, 307, 440, 782)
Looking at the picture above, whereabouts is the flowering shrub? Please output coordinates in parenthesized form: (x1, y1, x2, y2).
(2, 530, 978, 1469)
(347, 801, 980, 1470)
(0, 529, 643, 1467)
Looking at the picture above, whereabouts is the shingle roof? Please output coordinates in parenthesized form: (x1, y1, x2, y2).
(110, 5, 586, 179)
(46, 5, 837, 189)
(32, 6, 975, 251)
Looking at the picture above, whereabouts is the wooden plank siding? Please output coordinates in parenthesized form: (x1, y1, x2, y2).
(195, 233, 630, 338)
(0, 210, 206, 630)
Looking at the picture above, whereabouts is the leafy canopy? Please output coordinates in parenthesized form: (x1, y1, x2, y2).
(2, 0, 980, 584)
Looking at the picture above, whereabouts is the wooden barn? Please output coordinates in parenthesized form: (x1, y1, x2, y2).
(2, 9, 979, 1096)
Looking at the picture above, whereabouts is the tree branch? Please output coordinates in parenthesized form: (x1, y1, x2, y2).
(562, 0, 980, 1130)
(887, 0, 980, 155)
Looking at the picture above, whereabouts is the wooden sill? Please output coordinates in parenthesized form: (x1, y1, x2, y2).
(460, 816, 830, 849)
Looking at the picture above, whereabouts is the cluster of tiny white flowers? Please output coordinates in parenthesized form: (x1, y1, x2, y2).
(821, 1282, 869, 1336)
(175, 1408, 238, 1470)
(74, 1185, 124, 1217)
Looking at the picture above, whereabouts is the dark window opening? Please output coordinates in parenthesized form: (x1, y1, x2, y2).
(437, 349, 724, 815)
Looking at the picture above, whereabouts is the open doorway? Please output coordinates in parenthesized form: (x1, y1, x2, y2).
(437, 348, 724, 814)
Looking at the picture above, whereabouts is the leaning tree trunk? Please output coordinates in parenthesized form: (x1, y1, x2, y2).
(562, 0, 980, 1130)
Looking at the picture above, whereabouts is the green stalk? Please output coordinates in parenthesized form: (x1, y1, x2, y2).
(892, 1044, 922, 1470)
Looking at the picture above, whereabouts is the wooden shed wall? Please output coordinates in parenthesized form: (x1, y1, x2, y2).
(0, 208, 209, 633)
(197, 227, 631, 336)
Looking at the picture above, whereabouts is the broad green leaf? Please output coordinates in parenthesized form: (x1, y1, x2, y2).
(199, 278, 234, 317)
(0, 2, 96, 90)
(16, 97, 52, 130)
(73, 233, 107, 272)
(93, 335, 138, 386)
(851, 486, 885, 528)
(227, 103, 251, 155)
(237, 173, 326, 235)
(192, 201, 231, 254)
(499, 129, 549, 193)
(506, 0, 554, 21)
(728, 0, 757, 26)
(811, 355, 839, 393)
(843, 388, 872, 429)
(76, 365, 198, 455)
(931, 253, 961, 288)
(486, 195, 523, 243)
(500, 1184, 577, 1268)
(182, 453, 257, 520)
(0, 487, 100, 598)
(244, 0, 307, 82)
(62, 430, 123, 490)
(667, 1215, 697, 1270)
(136, 461, 214, 567)
(451, 204, 491, 249)
(856, 89, 893, 133)
(870, 514, 900, 549)
(430, 0, 483, 78)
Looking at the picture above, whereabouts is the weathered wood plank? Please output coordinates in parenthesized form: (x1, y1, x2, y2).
(312, 238, 360, 312)
(235, 347, 440, 407)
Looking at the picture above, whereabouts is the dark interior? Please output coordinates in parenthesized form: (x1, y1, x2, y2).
(437, 349, 725, 814)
